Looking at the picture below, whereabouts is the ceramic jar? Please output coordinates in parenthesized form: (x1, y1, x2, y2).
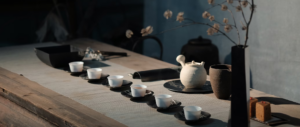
(209, 64, 232, 99)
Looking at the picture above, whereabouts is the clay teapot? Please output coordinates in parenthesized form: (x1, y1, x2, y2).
(176, 55, 207, 88)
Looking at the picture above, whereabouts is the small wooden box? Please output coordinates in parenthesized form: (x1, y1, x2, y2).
(256, 101, 271, 122)
(249, 97, 258, 117)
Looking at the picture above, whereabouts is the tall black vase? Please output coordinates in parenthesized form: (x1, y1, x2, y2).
(230, 45, 250, 127)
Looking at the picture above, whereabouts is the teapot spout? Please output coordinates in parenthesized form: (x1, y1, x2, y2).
(176, 55, 186, 67)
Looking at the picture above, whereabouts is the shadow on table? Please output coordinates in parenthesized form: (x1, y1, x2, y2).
(256, 97, 300, 105)
(83, 60, 110, 68)
(109, 86, 131, 92)
(157, 106, 184, 115)
(104, 55, 130, 60)
(130, 95, 154, 103)
(185, 118, 227, 126)
(272, 113, 300, 126)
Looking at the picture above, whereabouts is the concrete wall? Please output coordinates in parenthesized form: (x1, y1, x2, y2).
(144, 0, 300, 103)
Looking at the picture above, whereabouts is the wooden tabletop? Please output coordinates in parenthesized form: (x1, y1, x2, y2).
(0, 38, 299, 127)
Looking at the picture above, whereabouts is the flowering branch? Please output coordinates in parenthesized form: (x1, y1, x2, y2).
(201, 22, 237, 45)
(125, 0, 255, 47)
(203, 0, 255, 47)
(227, 10, 241, 45)
(238, 0, 248, 24)
(205, 1, 226, 11)
(244, 0, 254, 46)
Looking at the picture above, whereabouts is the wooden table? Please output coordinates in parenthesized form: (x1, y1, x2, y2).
(0, 38, 299, 127)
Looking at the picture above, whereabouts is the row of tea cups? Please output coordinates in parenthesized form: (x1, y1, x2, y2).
(69, 61, 103, 79)
(69, 61, 124, 87)
(69, 61, 202, 121)
(131, 84, 203, 120)
(129, 84, 172, 108)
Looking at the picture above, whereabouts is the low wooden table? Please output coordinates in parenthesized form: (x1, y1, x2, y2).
(0, 38, 299, 127)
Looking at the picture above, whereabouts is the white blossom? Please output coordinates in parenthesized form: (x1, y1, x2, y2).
(125, 29, 133, 38)
(176, 12, 184, 23)
(141, 26, 153, 36)
(164, 10, 173, 19)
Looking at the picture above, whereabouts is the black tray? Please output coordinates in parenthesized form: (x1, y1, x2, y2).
(163, 80, 213, 93)
(147, 99, 181, 110)
(35, 45, 84, 68)
(121, 90, 154, 99)
(132, 67, 181, 82)
(251, 115, 289, 126)
(174, 110, 211, 122)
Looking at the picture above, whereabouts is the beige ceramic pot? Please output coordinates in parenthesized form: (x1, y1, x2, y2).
(177, 55, 207, 88)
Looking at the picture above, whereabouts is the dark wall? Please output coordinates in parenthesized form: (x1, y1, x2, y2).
(144, 0, 300, 103)
(0, 0, 144, 49)
(0, 1, 50, 47)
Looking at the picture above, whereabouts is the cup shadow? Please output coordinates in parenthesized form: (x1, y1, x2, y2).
(157, 106, 184, 115)
(110, 86, 131, 92)
(184, 118, 227, 126)
(130, 95, 154, 103)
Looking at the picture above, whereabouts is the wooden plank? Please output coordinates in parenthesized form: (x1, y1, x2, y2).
(0, 67, 127, 127)
(0, 96, 55, 127)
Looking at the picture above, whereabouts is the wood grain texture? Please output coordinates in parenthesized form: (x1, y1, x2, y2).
(0, 96, 55, 127)
(0, 67, 126, 127)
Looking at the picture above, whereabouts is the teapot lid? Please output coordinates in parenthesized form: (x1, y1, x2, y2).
(188, 36, 211, 46)
(185, 60, 205, 67)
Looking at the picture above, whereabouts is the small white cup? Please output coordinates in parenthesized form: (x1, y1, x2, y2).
(184, 106, 202, 120)
(155, 94, 172, 108)
(107, 75, 124, 88)
(69, 61, 84, 72)
(130, 85, 147, 97)
(87, 68, 102, 79)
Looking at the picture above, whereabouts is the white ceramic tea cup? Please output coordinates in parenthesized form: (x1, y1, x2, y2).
(87, 68, 102, 79)
(155, 94, 172, 108)
(69, 61, 84, 72)
(107, 75, 124, 88)
(130, 84, 147, 97)
(184, 106, 202, 120)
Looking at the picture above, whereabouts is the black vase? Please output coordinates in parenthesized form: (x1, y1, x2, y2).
(229, 45, 250, 127)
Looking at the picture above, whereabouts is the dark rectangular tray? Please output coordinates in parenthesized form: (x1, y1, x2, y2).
(132, 67, 181, 82)
(35, 45, 84, 68)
